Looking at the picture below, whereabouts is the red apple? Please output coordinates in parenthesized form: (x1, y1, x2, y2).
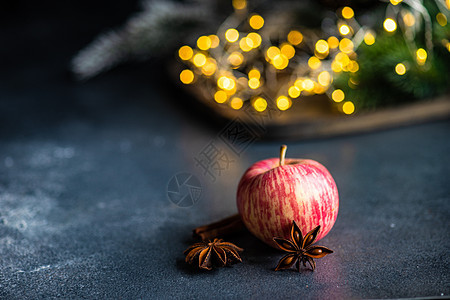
(237, 145, 339, 248)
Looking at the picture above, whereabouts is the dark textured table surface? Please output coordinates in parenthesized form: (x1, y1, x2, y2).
(1, 2, 449, 299)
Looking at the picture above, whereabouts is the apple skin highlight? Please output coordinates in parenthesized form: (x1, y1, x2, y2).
(236, 155, 339, 249)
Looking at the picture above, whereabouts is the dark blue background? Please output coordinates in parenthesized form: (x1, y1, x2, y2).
(0, 2, 449, 298)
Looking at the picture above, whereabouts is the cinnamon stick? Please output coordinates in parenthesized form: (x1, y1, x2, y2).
(193, 214, 245, 240)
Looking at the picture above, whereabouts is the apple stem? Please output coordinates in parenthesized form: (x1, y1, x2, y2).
(280, 144, 287, 166)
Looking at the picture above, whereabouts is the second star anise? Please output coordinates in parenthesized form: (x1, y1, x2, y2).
(184, 238, 243, 270)
(273, 221, 333, 272)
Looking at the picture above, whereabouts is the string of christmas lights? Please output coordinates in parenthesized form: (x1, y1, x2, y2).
(177, 0, 450, 115)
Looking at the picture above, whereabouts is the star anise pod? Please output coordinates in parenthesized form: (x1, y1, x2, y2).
(184, 238, 243, 270)
(273, 221, 333, 272)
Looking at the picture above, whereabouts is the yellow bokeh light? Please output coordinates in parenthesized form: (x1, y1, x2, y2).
(348, 60, 359, 73)
(232, 0, 247, 10)
(228, 52, 244, 66)
(248, 69, 260, 79)
(315, 39, 329, 54)
(403, 12, 415, 27)
(342, 101, 355, 114)
(197, 36, 211, 50)
(336, 52, 350, 67)
(272, 54, 289, 70)
(313, 84, 327, 94)
(318, 71, 331, 86)
(364, 31, 375, 45)
(339, 38, 354, 53)
(248, 77, 260, 89)
(226, 79, 236, 91)
(308, 56, 321, 70)
(193, 53, 207, 67)
(383, 18, 397, 32)
(178, 45, 193, 60)
(288, 86, 301, 98)
(294, 79, 303, 89)
(390, 0, 403, 5)
(217, 76, 228, 89)
(302, 79, 315, 92)
(395, 63, 406, 75)
(202, 65, 216, 76)
(239, 37, 254, 52)
(436, 13, 448, 26)
(225, 86, 236, 96)
(247, 32, 262, 48)
(217, 76, 236, 90)
(416, 48, 427, 65)
(336, 52, 349, 65)
(209, 35, 220, 48)
(446, 0, 450, 9)
(230, 97, 244, 110)
(225, 28, 239, 43)
(342, 7, 354, 19)
(267, 46, 280, 60)
(214, 90, 228, 103)
(280, 43, 296, 59)
(332, 89, 345, 102)
(253, 97, 267, 112)
(201, 59, 217, 76)
(179, 69, 194, 84)
(249, 14, 264, 30)
(331, 61, 342, 73)
(417, 48, 427, 60)
(276, 96, 292, 111)
(339, 24, 351, 36)
(287, 30, 303, 45)
(315, 51, 328, 60)
(327, 36, 340, 49)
